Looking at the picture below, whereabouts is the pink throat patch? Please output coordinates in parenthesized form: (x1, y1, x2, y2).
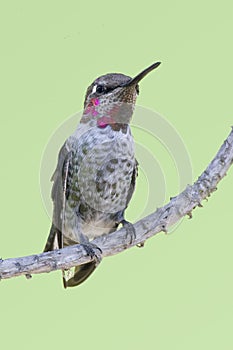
(97, 116, 115, 128)
(84, 98, 100, 117)
(84, 98, 115, 128)
(93, 98, 99, 106)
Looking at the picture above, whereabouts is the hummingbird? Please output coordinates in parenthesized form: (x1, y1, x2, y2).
(44, 62, 161, 287)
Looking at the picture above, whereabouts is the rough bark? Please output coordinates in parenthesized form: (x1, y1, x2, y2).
(0, 128, 233, 280)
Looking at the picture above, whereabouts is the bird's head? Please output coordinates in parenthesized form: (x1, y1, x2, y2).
(81, 62, 161, 128)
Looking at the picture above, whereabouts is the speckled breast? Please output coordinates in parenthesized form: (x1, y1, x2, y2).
(64, 122, 135, 240)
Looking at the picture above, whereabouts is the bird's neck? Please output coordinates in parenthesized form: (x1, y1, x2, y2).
(81, 97, 133, 133)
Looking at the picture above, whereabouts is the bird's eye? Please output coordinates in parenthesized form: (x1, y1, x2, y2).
(92, 84, 113, 95)
(92, 84, 106, 94)
(96, 85, 105, 93)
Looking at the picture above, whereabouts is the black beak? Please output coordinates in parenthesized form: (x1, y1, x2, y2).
(122, 62, 161, 87)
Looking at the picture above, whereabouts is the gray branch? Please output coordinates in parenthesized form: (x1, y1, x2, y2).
(1, 128, 233, 281)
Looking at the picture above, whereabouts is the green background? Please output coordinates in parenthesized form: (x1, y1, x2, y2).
(0, 1, 232, 349)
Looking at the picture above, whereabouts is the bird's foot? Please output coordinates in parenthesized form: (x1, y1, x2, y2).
(81, 242, 102, 266)
(121, 219, 136, 244)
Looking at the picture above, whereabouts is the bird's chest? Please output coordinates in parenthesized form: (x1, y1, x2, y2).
(68, 125, 135, 214)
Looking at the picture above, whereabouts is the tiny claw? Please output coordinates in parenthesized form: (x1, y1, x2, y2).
(121, 220, 136, 244)
(187, 211, 193, 219)
(25, 274, 32, 280)
(81, 243, 102, 265)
